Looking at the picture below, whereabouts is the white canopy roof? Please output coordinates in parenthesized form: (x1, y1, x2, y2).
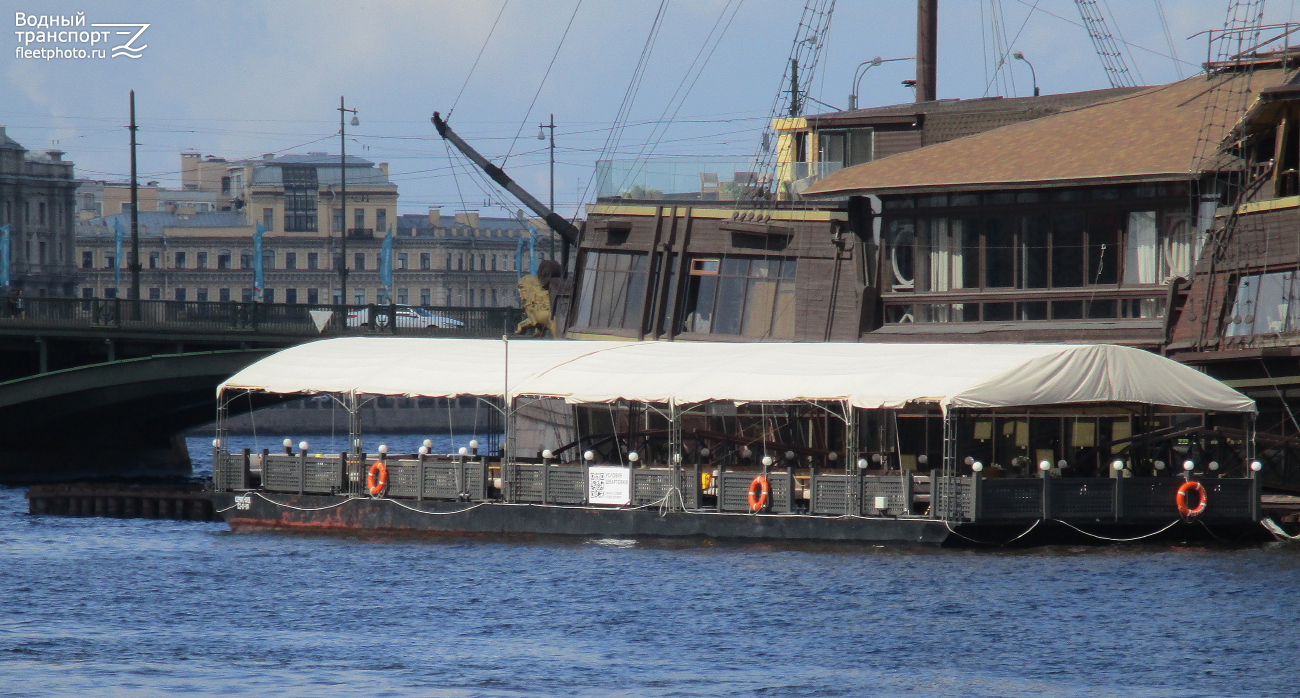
(219, 338, 1255, 413)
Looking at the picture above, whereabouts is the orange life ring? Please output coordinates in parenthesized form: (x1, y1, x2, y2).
(1176, 480, 1207, 518)
(367, 461, 388, 497)
(747, 475, 770, 512)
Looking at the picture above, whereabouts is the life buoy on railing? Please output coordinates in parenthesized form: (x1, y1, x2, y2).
(1177, 480, 1207, 518)
(747, 475, 770, 512)
(367, 461, 388, 497)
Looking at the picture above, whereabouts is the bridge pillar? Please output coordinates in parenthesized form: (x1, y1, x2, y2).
(35, 337, 47, 373)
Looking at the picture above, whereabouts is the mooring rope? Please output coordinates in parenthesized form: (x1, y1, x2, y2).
(1051, 518, 1180, 543)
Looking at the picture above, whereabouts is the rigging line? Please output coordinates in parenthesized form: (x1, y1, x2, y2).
(997, 0, 1017, 96)
(582, 0, 672, 207)
(614, 0, 746, 195)
(1152, 0, 1184, 79)
(1008, 0, 1198, 68)
(981, 1, 990, 92)
(982, 0, 1040, 97)
(502, 0, 584, 167)
(443, 139, 471, 217)
(1101, 0, 1145, 84)
(450, 0, 510, 117)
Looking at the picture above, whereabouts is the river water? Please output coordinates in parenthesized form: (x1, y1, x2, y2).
(2, 437, 1299, 697)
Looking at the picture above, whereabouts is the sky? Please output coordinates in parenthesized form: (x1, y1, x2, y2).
(3, 0, 1292, 220)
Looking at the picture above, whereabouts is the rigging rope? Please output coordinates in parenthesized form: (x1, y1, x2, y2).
(450, 0, 511, 118)
(503, 0, 584, 167)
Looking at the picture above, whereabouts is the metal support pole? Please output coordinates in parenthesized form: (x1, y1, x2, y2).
(338, 97, 358, 308)
(128, 90, 141, 313)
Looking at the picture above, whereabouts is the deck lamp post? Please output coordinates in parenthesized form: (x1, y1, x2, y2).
(1012, 52, 1040, 96)
(848, 56, 913, 109)
(338, 97, 359, 307)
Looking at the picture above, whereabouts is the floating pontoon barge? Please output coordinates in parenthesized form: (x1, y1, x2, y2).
(211, 338, 1263, 545)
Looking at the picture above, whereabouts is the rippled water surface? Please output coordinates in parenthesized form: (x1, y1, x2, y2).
(2, 440, 1299, 696)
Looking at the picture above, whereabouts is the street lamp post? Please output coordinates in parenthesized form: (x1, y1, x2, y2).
(338, 96, 359, 307)
(538, 114, 556, 264)
(848, 56, 913, 110)
(1013, 52, 1040, 96)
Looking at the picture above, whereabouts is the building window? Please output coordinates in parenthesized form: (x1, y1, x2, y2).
(219, 288, 230, 302)
(491, 288, 498, 305)
(82, 287, 94, 299)
(284, 252, 297, 270)
(174, 252, 186, 269)
(457, 254, 463, 271)
(197, 288, 208, 302)
(420, 288, 431, 306)
(262, 250, 275, 270)
(333, 208, 343, 234)
(354, 288, 366, 305)
(38, 202, 46, 225)
(676, 256, 797, 339)
(174, 288, 186, 301)
(240, 250, 253, 269)
(397, 288, 409, 304)
(445, 253, 452, 270)
(149, 288, 161, 300)
(376, 208, 387, 234)
(420, 253, 430, 270)
(491, 255, 497, 271)
(398, 253, 408, 270)
(281, 166, 318, 232)
(221, 176, 231, 195)
(104, 254, 116, 269)
(197, 252, 208, 269)
(307, 288, 319, 304)
(104, 288, 117, 299)
(38, 241, 46, 264)
(354, 208, 365, 231)
(334, 252, 343, 271)
(354, 252, 365, 270)
(480, 254, 486, 271)
(82, 251, 93, 269)
(333, 289, 342, 304)
(242, 288, 253, 303)
(149, 251, 160, 269)
(264, 288, 275, 303)
(285, 288, 298, 304)
(263, 207, 274, 232)
(217, 250, 231, 269)
(377, 289, 390, 305)
(307, 252, 318, 270)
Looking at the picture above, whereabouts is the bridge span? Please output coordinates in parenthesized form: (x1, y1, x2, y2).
(0, 298, 523, 482)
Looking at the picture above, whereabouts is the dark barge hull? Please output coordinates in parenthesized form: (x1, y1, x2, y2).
(212, 492, 1267, 546)
(213, 492, 950, 544)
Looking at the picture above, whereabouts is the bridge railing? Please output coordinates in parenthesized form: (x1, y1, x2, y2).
(0, 297, 526, 338)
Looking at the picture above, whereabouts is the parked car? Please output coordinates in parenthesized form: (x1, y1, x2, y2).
(346, 305, 466, 329)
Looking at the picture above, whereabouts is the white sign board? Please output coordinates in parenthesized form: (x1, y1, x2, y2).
(587, 466, 631, 506)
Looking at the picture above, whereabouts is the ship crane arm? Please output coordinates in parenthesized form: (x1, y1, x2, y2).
(430, 111, 581, 247)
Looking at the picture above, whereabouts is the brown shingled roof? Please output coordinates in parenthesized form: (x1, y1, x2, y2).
(804, 69, 1287, 197)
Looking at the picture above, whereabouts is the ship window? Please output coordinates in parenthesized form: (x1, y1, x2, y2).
(573, 250, 649, 331)
(1226, 271, 1300, 336)
(678, 255, 796, 339)
(690, 259, 720, 276)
